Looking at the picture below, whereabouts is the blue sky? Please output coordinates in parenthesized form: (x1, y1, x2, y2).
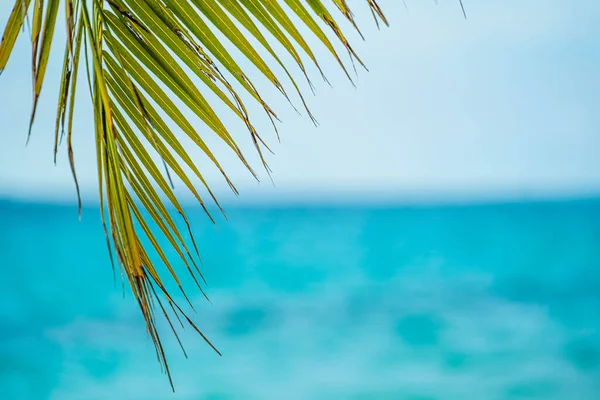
(0, 0, 598, 204)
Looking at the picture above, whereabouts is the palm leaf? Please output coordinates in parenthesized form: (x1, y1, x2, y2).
(0, 0, 414, 386)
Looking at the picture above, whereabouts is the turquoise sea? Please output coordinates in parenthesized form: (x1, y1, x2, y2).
(0, 199, 599, 399)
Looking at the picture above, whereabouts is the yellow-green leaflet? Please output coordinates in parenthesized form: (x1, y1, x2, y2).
(0, 0, 33, 73)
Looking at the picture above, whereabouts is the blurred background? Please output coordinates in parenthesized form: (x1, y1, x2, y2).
(1, 0, 599, 399)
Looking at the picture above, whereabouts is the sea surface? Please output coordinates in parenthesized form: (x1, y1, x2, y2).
(0, 199, 599, 399)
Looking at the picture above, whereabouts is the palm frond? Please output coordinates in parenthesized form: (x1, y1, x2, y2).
(0, 0, 394, 385)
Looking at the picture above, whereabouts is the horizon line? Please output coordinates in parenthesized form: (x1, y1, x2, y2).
(2, 188, 599, 209)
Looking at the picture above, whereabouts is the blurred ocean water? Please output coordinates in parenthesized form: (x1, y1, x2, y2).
(0, 199, 599, 399)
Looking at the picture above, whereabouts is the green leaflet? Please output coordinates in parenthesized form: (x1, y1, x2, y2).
(283, 0, 356, 79)
(0, 0, 33, 73)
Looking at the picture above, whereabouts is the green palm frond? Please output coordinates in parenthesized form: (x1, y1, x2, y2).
(0, 0, 399, 384)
